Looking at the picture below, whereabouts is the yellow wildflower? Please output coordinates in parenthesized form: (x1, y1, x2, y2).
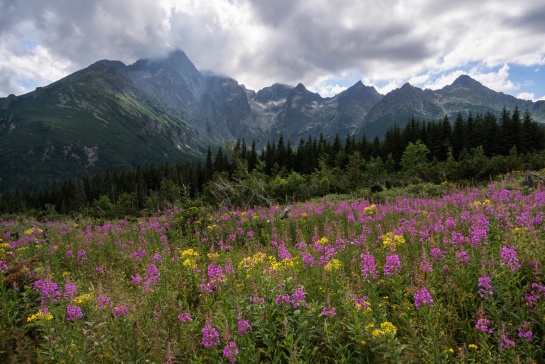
(324, 259, 342, 272)
(468, 344, 478, 350)
(364, 204, 376, 215)
(318, 237, 329, 245)
(179, 248, 199, 259)
(207, 252, 219, 260)
(73, 293, 93, 304)
(380, 322, 397, 335)
(27, 310, 53, 322)
(382, 232, 405, 248)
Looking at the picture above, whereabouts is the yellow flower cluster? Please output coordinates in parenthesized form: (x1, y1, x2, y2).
(238, 253, 297, 275)
(318, 237, 329, 245)
(513, 227, 528, 234)
(180, 249, 200, 269)
(27, 310, 53, 322)
(370, 322, 397, 337)
(207, 252, 219, 260)
(364, 204, 376, 215)
(472, 199, 492, 208)
(24, 227, 43, 235)
(0, 242, 10, 259)
(382, 232, 405, 248)
(324, 259, 342, 272)
(73, 293, 93, 304)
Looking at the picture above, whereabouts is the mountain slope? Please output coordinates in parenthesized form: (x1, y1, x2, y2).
(0, 61, 201, 193)
(2, 49, 545, 194)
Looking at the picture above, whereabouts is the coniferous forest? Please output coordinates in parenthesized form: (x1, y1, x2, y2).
(1, 107, 545, 216)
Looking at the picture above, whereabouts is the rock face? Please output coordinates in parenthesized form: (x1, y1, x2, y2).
(2, 49, 545, 193)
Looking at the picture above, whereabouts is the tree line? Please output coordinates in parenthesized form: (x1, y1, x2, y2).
(1, 106, 545, 216)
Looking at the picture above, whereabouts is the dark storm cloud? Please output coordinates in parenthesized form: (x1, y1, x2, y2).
(509, 5, 545, 32)
(0, 0, 544, 97)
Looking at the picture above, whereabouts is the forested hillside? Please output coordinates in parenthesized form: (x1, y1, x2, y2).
(1, 107, 544, 215)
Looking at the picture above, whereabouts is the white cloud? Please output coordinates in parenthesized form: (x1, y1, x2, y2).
(0, 0, 545, 98)
(516, 92, 536, 101)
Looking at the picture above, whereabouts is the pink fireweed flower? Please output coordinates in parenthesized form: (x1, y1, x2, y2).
(420, 261, 433, 273)
(66, 305, 83, 321)
(500, 334, 516, 349)
(456, 251, 469, 264)
(517, 326, 533, 342)
(131, 248, 147, 261)
(202, 325, 220, 348)
(291, 288, 307, 308)
(249, 296, 265, 304)
(143, 263, 160, 292)
(476, 318, 493, 334)
(33, 279, 61, 305)
(500, 245, 521, 271)
(64, 281, 77, 300)
(0, 260, 8, 273)
(65, 249, 73, 258)
(383, 254, 401, 277)
(178, 312, 193, 322)
(223, 341, 238, 362)
(114, 306, 129, 318)
(130, 273, 141, 286)
(478, 276, 494, 299)
(360, 254, 377, 280)
(152, 252, 162, 264)
(322, 306, 336, 316)
(430, 248, 443, 262)
(95, 267, 104, 273)
(301, 252, 315, 268)
(97, 295, 112, 309)
(237, 320, 252, 335)
(276, 293, 291, 306)
(414, 286, 433, 308)
(76, 249, 87, 263)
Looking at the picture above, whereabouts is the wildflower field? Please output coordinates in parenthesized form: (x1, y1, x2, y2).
(2, 178, 545, 363)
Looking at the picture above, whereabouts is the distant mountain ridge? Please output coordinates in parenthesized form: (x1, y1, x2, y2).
(1, 49, 545, 193)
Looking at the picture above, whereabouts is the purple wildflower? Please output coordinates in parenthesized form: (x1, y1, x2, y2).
(0, 260, 8, 273)
(249, 296, 265, 304)
(517, 326, 533, 342)
(95, 267, 105, 273)
(291, 288, 307, 308)
(143, 263, 161, 292)
(276, 293, 291, 306)
(65, 250, 73, 258)
(130, 273, 141, 286)
(478, 276, 494, 299)
(237, 320, 252, 335)
(66, 305, 83, 321)
(97, 295, 112, 309)
(500, 334, 516, 349)
(430, 248, 443, 262)
(414, 286, 433, 308)
(322, 306, 336, 316)
(76, 249, 87, 263)
(383, 254, 401, 277)
(360, 253, 377, 280)
(114, 306, 129, 318)
(500, 246, 521, 271)
(301, 252, 315, 268)
(202, 325, 220, 348)
(178, 312, 193, 322)
(420, 261, 433, 273)
(152, 252, 162, 264)
(64, 281, 77, 300)
(33, 279, 61, 305)
(476, 318, 493, 334)
(456, 251, 469, 264)
(223, 341, 238, 362)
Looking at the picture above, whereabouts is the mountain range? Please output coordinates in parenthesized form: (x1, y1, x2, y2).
(1, 49, 545, 193)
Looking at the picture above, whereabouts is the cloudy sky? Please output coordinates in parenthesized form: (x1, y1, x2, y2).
(1, 0, 545, 100)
